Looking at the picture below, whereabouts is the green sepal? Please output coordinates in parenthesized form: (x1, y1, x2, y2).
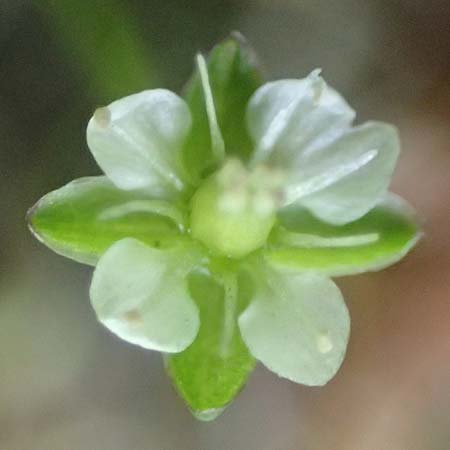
(266, 193, 421, 276)
(27, 176, 186, 265)
(165, 266, 255, 421)
(181, 33, 263, 183)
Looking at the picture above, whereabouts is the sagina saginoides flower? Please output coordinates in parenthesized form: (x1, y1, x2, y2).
(28, 34, 420, 421)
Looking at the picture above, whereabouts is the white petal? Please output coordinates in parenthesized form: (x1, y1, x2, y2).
(87, 90, 191, 195)
(90, 238, 199, 353)
(246, 72, 355, 167)
(295, 122, 400, 224)
(246, 75, 400, 225)
(238, 270, 350, 386)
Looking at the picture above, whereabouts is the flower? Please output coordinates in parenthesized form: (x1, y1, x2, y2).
(28, 35, 420, 420)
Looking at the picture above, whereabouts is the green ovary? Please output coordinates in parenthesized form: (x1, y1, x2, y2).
(190, 174, 276, 259)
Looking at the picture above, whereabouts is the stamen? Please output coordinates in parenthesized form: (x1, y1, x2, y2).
(308, 69, 325, 104)
(217, 159, 287, 217)
(217, 158, 247, 188)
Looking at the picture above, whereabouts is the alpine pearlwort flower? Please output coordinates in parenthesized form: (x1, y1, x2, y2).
(28, 35, 420, 420)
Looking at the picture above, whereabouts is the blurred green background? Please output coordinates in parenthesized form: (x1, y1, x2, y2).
(1, 1, 450, 449)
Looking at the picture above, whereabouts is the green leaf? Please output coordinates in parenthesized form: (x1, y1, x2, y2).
(165, 268, 255, 421)
(181, 33, 263, 183)
(265, 193, 420, 276)
(28, 176, 186, 265)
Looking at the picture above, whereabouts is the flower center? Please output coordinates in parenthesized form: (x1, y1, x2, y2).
(189, 159, 285, 258)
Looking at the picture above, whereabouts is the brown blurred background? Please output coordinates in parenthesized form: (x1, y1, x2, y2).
(1, 1, 450, 449)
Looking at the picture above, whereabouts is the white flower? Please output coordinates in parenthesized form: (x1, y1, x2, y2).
(84, 68, 398, 384)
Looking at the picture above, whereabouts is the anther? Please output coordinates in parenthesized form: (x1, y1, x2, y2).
(316, 331, 333, 354)
(93, 107, 111, 128)
(123, 309, 143, 326)
(308, 69, 325, 104)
